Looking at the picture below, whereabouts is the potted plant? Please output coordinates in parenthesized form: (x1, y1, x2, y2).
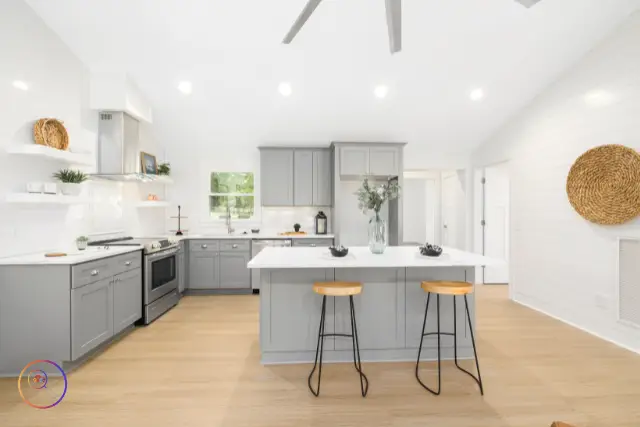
(52, 168, 87, 196)
(157, 162, 171, 176)
(355, 178, 400, 254)
(294, 223, 301, 232)
(76, 236, 89, 251)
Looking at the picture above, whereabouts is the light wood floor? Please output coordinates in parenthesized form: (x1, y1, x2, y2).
(2, 286, 640, 426)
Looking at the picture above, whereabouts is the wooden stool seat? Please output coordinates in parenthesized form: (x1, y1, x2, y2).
(313, 282, 362, 296)
(421, 281, 473, 295)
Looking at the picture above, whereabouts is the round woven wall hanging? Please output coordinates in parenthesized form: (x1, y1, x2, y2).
(33, 118, 69, 151)
(566, 144, 640, 225)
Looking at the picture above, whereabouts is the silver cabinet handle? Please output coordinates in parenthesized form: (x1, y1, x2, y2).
(232, 244, 238, 249)
(202, 244, 208, 249)
(91, 269, 99, 276)
(311, 244, 316, 247)
(125, 261, 132, 266)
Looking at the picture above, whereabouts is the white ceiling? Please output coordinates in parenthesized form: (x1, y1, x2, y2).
(26, 0, 640, 166)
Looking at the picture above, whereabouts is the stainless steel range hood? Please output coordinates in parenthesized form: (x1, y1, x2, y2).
(92, 111, 157, 181)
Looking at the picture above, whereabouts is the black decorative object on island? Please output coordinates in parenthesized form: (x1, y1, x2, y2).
(315, 211, 327, 235)
(329, 245, 349, 258)
(419, 243, 442, 257)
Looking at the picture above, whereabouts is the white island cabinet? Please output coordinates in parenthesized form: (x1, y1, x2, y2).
(247, 246, 494, 365)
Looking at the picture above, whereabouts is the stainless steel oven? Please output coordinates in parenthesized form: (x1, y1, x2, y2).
(144, 247, 179, 305)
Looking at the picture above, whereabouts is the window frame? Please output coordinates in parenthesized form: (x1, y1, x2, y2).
(208, 172, 256, 221)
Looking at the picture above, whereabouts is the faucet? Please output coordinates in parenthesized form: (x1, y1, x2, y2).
(226, 203, 235, 235)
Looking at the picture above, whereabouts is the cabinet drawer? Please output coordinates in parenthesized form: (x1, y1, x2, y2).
(219, 240, 250, 252)
(189, 240, 220, 252)
(112, 251, 142, 275)
(72, 258, 113, 289)
(292, 239, 334, 247)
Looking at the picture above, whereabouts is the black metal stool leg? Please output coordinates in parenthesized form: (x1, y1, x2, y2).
(415, 292, 442, 395)
(463, 295, 484, 395)
(349, 295, 369, 397)
(308, 296, 327, 397)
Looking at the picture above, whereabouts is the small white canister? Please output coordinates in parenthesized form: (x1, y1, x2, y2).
(43, 182, 58, 195)
(26, 182, 43, 193)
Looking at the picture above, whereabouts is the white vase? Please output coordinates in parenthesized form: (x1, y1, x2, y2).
(76, 240, 88, 251)
(60, 183, 81, 196)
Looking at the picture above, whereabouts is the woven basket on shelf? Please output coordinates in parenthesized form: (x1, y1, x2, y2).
(566, 144, 640, 225)
(33, 118, 69, 150)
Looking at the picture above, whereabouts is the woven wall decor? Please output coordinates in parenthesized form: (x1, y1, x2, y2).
(33, 118, 69, 151)
(566, 144, 640, 225)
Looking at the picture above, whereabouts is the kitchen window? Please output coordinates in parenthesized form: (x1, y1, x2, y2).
(210, 172, 255, 219)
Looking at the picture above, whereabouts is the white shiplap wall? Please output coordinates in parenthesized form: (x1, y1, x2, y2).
(473, 12, 640, 352)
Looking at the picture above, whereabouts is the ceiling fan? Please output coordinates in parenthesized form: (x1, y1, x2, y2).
(282, 0, 402, 54)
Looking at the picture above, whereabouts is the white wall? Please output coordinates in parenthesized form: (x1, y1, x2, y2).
(0, 0, 163, 257)
(473, 12, 640, 352)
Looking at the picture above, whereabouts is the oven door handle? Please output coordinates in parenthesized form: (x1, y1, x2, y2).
(146, 248, 178, 261)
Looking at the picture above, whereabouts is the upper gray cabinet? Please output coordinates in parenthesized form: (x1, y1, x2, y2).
(294, 150, 313, 206)
(260, 149, 294, 206)
(260, 147, 332, 207)
(339, 145, 401, 177)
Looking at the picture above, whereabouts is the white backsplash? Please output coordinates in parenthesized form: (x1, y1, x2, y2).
(261, 207, 332, 234)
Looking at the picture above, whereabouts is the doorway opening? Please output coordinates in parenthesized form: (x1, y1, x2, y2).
(475, 162, 510, 287)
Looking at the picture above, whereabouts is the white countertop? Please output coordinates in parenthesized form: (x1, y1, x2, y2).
(0, 246, 143, 265)
(185, 233, 334, 240)
(247, 246, 498, 269)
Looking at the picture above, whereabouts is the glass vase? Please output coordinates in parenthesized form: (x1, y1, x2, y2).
(368, 213, 387, 254)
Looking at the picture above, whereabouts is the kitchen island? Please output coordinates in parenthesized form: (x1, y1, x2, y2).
(247, 246, 494, 365)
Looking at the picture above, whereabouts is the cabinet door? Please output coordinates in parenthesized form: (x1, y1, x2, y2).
(188, 252, 219, 289)
(178, 252, 185, 293)
(261, 149, 294, 206)
(340, 146, 369, 176)
(369, 147, 399, 176)
(293, 150, 313, 206)
(219, 252, 251, 289)
(71, 277, 114, 360)
(113, 268, 143, 335)
(313, 149, 332, 206)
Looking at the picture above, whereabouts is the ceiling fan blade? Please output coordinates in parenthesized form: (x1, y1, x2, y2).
(385, 0, 402, 54)
(282, 0, 323, 44)
(514, 0, 543, 7)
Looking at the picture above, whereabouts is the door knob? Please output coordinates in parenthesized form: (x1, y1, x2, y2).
(125, 261, 132, 266)
(202, 244, 208, 249)
(91, 269, 99, 276)
(232, 244, 238, 249)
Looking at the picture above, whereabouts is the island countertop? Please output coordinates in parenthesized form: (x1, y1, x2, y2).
(247, 246, 496, 269)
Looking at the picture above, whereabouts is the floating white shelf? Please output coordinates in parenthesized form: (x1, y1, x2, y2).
(135, 201, 170, 208)
(6, 144, 94, 166)
(88, 174, 173, 184)
(5, 193, 89, 204)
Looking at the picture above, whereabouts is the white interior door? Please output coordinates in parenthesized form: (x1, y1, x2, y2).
(441, 171, 465, 250)
(483, 164, 510, 284)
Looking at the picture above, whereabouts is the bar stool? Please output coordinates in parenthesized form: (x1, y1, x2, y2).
(307, 282, 369, 397)
(415, 281, 484, 395)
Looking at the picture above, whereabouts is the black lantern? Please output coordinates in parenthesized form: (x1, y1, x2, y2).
(315, 211, 327, 235)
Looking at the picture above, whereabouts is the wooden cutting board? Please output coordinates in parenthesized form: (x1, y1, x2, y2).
(278, 232, 308, 236)
(44, 252, 67, 257)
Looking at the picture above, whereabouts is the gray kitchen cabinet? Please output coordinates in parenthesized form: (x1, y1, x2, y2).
(292, 238, 334, 247)
(178, 242, 186, 293)
(294, 150, 313, 206)
(219, 252, 251, 288)
(112, 268, 143, 335)
(71, 276, 114, 360)
(260, 149, 294, 206)
(339, 146, 369, 176)
(188, 252, 219, 289)
(369, 146, 399, 176)
(313, 149, 332, 206)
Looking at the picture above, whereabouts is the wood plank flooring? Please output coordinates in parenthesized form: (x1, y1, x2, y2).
(2, 286, 640, 426)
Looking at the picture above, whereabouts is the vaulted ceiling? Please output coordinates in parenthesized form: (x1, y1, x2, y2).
(26, 0, 640, 167)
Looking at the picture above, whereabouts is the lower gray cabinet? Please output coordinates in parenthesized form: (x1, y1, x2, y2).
(178, 250, 186, 293)
(189, 252, 219, 289)
(219, 252, 251, 288)
(113, 268, 143, 335)
(292, 238, 334, 247)
(71, 277, 114, 360)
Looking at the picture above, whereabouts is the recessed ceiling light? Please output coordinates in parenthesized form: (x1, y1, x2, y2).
(12, 80, 29, 91)
(278, 82, 292, 97)
(177, 81, 192, 95)
(374, 85, 389, 99)
(470, 88, 484, 101)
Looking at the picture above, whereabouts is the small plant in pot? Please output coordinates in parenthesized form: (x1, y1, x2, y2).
(53, 168, 87, 196)
(293, 223, 301, 232)
(157, 162, 171, 176)
(76, 236, 89, 251)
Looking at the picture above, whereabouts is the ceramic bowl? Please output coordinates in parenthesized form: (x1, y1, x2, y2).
(419, 243, 443, 257)
(329, 245, 349, 258)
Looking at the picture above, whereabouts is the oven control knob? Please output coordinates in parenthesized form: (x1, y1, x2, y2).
(151, 242, 161, 249)
(168, 237, 177, 244)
